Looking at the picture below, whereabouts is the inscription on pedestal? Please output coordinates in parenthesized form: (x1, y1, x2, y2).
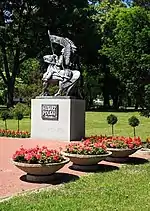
(41, 104, 59, 120)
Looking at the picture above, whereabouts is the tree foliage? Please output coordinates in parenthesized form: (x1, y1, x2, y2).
(98, 5, 150, 108)
(0, 0, 98, 107)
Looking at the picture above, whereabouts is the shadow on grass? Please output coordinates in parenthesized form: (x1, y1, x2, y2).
(69, 163, 119, 173)
(20, 172, 79, 185)
(125, 157, 149, 165)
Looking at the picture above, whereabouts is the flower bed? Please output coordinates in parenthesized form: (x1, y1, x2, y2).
(0, 129, 30, 138)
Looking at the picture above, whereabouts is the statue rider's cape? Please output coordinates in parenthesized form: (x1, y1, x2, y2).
(48, 31, 77, 67)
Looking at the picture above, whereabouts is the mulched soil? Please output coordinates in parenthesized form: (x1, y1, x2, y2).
(0, 137, 149, 200)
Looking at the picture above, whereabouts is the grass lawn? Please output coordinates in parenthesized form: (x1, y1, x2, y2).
(1, 111, 150, 141)
(0, 163, 150, 211)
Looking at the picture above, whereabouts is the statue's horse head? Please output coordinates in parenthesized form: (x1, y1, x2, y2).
(43, 55, 57, 64)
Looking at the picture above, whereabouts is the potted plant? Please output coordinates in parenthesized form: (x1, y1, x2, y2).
(139, 137, 150, 155)
(62, 139, 112, 171)
(103, 136, 142, 162)
(12, 146, 70, 182)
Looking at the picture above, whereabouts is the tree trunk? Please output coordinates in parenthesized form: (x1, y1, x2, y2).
(112, 95, 119, 109)
(112, 125, 114, 136)
(7, 79, 15, 108)
(4, 120, 7, 130)
(133, 127, 136, 137)
(103, 91, 110, 108)
(18, 119, 19, 131)
(103, 79, 110, 108)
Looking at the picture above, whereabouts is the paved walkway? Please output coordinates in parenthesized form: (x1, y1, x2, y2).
(0, 138, 149, 199)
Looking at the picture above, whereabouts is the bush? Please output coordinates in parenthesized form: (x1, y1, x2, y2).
(1, 110, 9, 121)
(12, 103, 31, 117)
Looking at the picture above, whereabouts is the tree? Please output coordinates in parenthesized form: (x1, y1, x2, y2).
(107, 114, 118, 135)
(133, 0, 150, 9)
(0, 1, 48, 107)
(14, 111, 24, 131)
(0, 0, 98, 107)
(1, 110, 9, 130)
(98, 6, 150, 108)
(128, 116, 140, 136)
(92, 0, 126, 108)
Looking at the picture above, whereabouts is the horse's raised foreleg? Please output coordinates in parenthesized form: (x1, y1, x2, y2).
(54, 81, 63, 96)
(41, 80, 50, 96)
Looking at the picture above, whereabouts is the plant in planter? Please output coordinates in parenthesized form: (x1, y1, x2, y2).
(146, 138, 150, 149)
(107, 114, 118, 136)
(128, 116, 140, 137)
(139, 137, 150, 155)
(103, 136, 142, 162)
(12, 146, 69, 182)
(62, 140, 112, 171)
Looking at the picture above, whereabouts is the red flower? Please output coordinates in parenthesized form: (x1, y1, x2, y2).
(53, 155, 59, 161)
(12, 146, 64, 164)
(128, 144, 134, 149)
(25, 153, 33, 161)
(46, 151, 52, 157)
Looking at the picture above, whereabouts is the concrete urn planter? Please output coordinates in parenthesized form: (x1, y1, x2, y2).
(62, 152, 112, 171)
(105, 147, 141, 162)
(12, 158, 70, 182)
(138, 148, 150, 156)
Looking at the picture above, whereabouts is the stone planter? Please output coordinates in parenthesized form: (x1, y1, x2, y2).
(12, 158, 70, 182)
(138, 148, 150, 156)
(62, 152, 112, 171)
(105, 147, 141, 162)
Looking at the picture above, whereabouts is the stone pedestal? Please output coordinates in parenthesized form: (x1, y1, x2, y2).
(31, 97, 85, 142)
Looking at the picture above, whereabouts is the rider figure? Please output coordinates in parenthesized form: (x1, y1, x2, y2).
(42, 54, 58, 83)
(58, 48, 72, 83)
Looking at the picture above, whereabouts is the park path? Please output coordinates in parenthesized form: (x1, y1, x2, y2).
(0, 137, 149, 200)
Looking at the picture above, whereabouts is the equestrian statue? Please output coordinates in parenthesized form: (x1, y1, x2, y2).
(41, 30, 80, 97)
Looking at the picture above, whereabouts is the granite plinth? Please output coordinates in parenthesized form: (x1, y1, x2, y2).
(31, 98, 85, 142)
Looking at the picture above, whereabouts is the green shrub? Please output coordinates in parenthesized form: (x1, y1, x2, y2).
(13, 103, 31, 117)
(107, 114, 118, 136)
(128, 116, 140, 137)
(8, 108, 14, 119)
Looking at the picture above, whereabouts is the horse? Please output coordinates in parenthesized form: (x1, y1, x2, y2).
(42, 55, 80, 97)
